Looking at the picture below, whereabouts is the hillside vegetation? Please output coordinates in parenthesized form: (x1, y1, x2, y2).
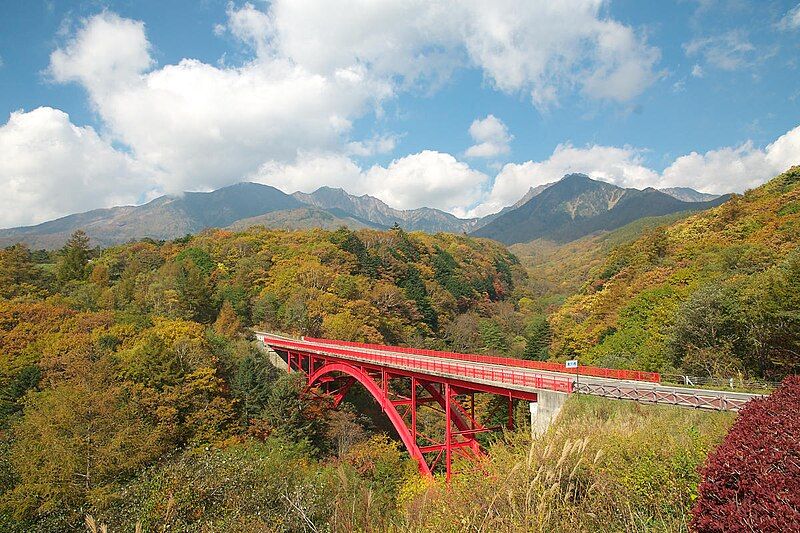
(549, 167, 800, 380)
(0, 175, 793, 530)
(0, 225, 542, 530)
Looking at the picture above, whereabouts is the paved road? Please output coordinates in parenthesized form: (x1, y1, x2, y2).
(257, 332, 763, 412)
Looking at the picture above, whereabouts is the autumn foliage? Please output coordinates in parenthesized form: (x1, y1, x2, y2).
(691, 375, 800, 532)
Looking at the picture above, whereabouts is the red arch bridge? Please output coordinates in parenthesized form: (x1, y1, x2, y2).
(256, 332, 760, 480)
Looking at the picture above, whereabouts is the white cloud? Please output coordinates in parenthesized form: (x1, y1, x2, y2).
(49, 12, 153, 94)
(252, 150, 489, 215)
(223, 2, 273, 56)
(469, 125, 800, 217)
(465, 115, 513, 158)
(470, 143, 657, 216)
(778, 4, 800, 31)
(363, 151, 489, 214)
(250, 152, 363, 194)
(30, 4, 658, 222)
(662, 126, 800, 193)
(230, 0, 660, 108)
(48, 10, 392, 195)
(27, 4, 800, 232)
(684, 30, 757, 71)
(0, 107, 152, 228)
(346, 134, 399, 157)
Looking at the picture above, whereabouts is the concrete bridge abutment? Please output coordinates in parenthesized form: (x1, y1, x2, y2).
(530, 390, 568, 437)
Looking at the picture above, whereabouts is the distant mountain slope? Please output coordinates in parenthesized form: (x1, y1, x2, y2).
(0, 177, 729, 250)
(228, 207, 383, 231)
(0, 182, 303, 249)
(292, 186, 482, 233)
(471, 174, 729, 245)
(660, 187, 720, 202)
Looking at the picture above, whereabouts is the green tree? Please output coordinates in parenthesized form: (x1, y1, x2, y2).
(175, 260, 214, 323)
(523, 315, 551, 361)
(480, 320, 508, 353)
(56, 230, 91, 283)
(262, 373, 327, 453)
(670, 284, 746, 376)
(232, 351, 277, 423)
(741, 252, 800, 378)
(4, 362, 163, 519)
(0, 244, 49, 299)
(400, 266, 438, 330)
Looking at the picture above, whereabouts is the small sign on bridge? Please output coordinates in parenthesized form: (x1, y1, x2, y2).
(565, 359, 579, 369)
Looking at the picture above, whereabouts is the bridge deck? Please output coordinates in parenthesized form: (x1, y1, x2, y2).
(256, 332, 762, 412)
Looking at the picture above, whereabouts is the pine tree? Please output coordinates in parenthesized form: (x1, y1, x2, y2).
(480, 320, 508, 353)
(523, 316, 551, 361)
(232, 351, 276, 423)
(57, 230, 90, 283)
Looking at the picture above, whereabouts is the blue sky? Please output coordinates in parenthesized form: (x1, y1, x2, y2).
(1, 0, 799, 227)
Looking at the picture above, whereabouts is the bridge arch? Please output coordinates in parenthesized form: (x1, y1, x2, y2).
(306, 362, 432, 476)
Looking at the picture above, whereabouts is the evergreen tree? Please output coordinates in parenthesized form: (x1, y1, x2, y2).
(523, 316, 551, 361)
(175, 260, 214, 323)
(232, 351, 277, 423)
(262, 373, 327, 452)
(400, 266, 438, 330)
(480, 320, 508, 353)
(0, 243, 49, 298)
(56, 230, 90, 283)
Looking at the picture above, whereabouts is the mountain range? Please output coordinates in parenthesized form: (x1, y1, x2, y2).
(472, 174, 729, 244)
(0, 176, 726, 249)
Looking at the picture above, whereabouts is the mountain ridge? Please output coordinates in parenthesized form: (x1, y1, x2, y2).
(471, 174, 730, 244)
(0, 176, 729, 249)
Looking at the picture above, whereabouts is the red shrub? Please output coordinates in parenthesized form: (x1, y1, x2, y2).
(691, 375, 800, 532)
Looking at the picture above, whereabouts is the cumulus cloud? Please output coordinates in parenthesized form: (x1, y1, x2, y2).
(13, 4, 796, 229)
(262, 0, 661, 109)
(250, 152, 364, 194)
(252, 150, 489, 215)
(470, 143, 657, 216)
(469, 126, 800, 217)
(362, 151, 489, 214)
(465, 115, 513, 158)
(48, 9, 391, 195)
(662, 126, 800, 193)
(17, 3, 657, 223)
(346, 134, 399, 157)
(0, 107, 152, 228)
(49, 12, 153, 93)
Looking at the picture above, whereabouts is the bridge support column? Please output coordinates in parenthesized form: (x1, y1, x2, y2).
(530, 391, 568, 437)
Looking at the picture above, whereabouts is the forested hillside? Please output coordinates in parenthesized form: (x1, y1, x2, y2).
(0, 176, 793, 530)
(549, 167, 800, 380)
(0, 225, 538, 530)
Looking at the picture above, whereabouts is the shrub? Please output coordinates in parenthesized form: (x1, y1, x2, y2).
(691, 375, 800, 532)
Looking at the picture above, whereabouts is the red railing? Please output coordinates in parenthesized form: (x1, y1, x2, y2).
(263, 335, 574, 394)
(303, 337, 661, 384)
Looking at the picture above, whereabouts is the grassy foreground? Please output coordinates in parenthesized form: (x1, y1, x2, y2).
(402, 395, 734, 532)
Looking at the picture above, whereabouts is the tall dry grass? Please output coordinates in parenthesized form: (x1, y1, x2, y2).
(400, 394, 733, 532)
